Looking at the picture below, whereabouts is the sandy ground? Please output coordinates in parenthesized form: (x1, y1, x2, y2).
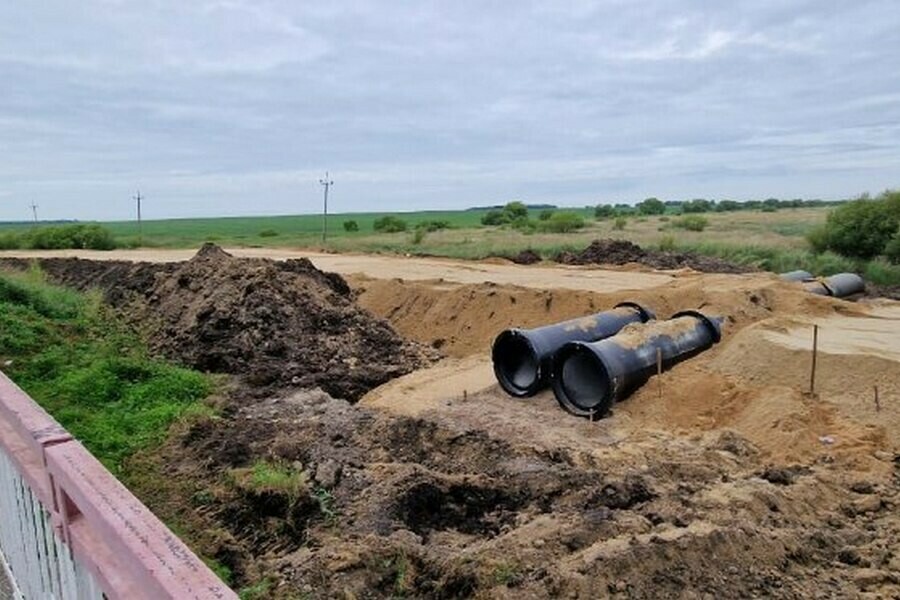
(5, 247, 900, 597)
(0, 248, 672, 293)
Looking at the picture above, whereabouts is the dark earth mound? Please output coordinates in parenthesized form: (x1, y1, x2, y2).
(555, 239, 754, 274)
(509, 249, 542, 265)
(0, 245, 434, 401)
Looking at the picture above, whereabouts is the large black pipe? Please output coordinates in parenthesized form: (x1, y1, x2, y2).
(551, 310, 723, 418)
(492, 302, 655, 397)
(801, 273, 866, 298)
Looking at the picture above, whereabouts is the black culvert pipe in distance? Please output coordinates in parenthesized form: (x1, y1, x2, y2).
(801, 273, 866, 298)
(492, 302, 655, 397)
(551, 310, 723, 418)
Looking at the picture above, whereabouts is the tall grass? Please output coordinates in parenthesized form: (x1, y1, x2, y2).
(0, 267, 212, 472)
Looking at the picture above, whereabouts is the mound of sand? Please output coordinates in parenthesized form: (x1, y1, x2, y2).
(555, 239, 754, 274)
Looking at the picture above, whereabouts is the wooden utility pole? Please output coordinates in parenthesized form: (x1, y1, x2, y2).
(133, 191, 143, 240)
(319, 173, 333, 243)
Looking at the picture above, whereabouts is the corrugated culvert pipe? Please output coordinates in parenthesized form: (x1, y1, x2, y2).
(551, 310, 723, 418)
(492, 302, 655, 397)
(801, 273, 866, 298)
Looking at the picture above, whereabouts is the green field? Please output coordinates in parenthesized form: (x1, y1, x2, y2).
(3, 204, 900, 284)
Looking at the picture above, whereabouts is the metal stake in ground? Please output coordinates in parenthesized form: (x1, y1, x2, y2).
(809, 324, 819, 396)
(319, 172, 333, 243)
(874, 385, 881, 412)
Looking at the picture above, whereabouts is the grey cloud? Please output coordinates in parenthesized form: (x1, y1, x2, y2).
(0, 0, 898, 220)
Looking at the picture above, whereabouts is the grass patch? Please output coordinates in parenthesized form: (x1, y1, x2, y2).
(0, 267, 212, 473)
(228, 460, 310, 503)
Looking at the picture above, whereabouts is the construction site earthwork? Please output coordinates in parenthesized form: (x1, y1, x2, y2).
(1, 239, 898, 599)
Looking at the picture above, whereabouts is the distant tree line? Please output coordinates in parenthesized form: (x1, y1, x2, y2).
(593, 196, 844, 219)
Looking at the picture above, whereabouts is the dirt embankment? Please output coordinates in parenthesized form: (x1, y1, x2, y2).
(1, 245, 434, 401)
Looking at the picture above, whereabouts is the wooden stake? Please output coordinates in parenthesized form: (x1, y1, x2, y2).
(809, 324, 819, 396)
(656, 347, 663, 401)
(874, 385, 880, 412)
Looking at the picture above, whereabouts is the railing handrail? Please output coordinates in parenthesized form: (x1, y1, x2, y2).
(0, 371, 236, 600)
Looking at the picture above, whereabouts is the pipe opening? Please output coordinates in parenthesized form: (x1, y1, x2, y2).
(492, 332, 540, 396)
(555, 346, 613, 416)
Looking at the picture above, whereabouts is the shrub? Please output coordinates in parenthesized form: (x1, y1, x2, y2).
(343, 220, 359, 232)
(24, 224, 117, 250)
(673, 215, 709, 232)
(539, 212, 585, 233)
(481, 210, 507, 226)
(411, 228, 426, 244)
(258, 229, 279, 238)
(812, 194, 899, 259)
(0, 232, 21, 249)
(539, 209, 555, 221)
(658, 235, 676, 251)
(613, 217, 627, 230)
(594, 204, 615, 219)
(682, 199, 712, 213)
(481, 201, 530, 226)
(373, 216, 408, 233)
(637, 197, 666, 215)
(886, 231, 900, 264)
(510, 217, 536, 233)
(416, 220, 451, 232)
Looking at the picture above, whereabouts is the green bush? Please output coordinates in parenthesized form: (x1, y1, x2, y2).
(637, 197, 666, 215)
(594, 204, 615, 219)
(342, 220, 359, 232)
(373, 216, 408, 233)
(258, 229, 279, 238)
(411, 228, 426, 244)
(538, 209, 555, 221)
(539, 212, 585, 233)
(658, 235, 676, 251)
(18, 224, 117, 250)
(481, 201, 530, 226)
(811, 192, 899, 259)
(510, 217, 536, 233)
(886, 231, 900, 264)
(416, 220, 451, 232)
(613, 217, 627, 230)
(0, 232, 21, 249)
(672, 215, 709, 232)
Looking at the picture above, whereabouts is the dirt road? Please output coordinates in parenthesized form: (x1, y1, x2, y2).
(0, 248, 673, 293)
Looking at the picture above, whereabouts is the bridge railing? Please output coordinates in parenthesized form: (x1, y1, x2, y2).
(0, 371, 235, 600)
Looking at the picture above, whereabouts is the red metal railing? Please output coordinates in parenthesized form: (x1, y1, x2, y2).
(0, 371, 236, 600)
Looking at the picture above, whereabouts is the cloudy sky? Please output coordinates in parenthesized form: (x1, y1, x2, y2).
(1, 1, 899, 221)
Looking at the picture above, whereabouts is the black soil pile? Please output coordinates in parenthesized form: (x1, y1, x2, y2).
(555, 239, 754, 274)
(509, 249, 542, 265)
(0, 246, 434, 401)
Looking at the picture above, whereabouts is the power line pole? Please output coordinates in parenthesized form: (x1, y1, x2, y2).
(319, 172, 333, 243)
(133, 190, 143, 240)
(30, 201, 38, 224)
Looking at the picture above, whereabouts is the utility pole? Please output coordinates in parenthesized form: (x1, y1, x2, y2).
(30, 201, 38, 224)
(134, 190, 143, 240)
(319, 172, 333, 243)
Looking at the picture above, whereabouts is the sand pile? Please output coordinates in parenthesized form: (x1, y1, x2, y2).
(555, 239, 754, 274)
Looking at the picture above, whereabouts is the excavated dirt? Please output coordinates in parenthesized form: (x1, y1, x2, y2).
(555, 239, 755, 274)
(0, 245, 433, 401)
(4, 249, 900, 598)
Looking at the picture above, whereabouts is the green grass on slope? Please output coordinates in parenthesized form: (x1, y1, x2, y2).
(0, 266, 211, 473)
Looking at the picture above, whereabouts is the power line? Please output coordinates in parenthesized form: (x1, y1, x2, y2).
(319, 173, 333, 243)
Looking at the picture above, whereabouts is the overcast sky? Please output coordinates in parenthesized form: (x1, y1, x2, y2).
(1, 1, 899, 221)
